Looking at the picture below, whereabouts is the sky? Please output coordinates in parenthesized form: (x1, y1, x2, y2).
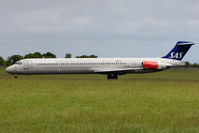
(0, 0, 199, 63)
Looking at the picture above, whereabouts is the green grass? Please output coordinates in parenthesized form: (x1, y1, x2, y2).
(0, 67, 199, 133)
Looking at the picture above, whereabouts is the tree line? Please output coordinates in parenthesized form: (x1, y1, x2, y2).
(185, 62, 199, 67)
(0, 52, 98, 66)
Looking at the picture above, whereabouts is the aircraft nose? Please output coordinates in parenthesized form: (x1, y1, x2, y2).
(6, 66, 14, 74)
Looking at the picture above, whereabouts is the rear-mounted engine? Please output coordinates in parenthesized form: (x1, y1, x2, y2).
(143, 61, 170, 70)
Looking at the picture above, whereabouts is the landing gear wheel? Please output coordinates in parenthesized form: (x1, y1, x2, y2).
(14, 75, 18, 78)
(107, 74, 118, 80)
(107, 74, 111, 80)
(113, 75, 118, 79)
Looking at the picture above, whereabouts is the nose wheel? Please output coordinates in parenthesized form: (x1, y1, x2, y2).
(107, 74, 118, 80)
(14, 75, 18, 78)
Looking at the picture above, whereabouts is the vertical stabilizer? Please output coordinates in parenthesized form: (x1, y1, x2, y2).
(162, 41, 194, 60)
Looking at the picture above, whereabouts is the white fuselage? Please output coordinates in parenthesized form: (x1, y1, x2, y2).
(6, 58, 185, 75)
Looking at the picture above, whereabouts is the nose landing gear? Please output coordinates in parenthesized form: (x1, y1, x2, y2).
(14, 75, 18, 78)
(107, 74, 118, 80)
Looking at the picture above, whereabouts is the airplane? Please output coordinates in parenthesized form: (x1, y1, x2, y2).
(6, 41, 195, 79)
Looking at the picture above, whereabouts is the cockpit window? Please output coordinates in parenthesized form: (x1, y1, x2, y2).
(16, 61, 22, 65)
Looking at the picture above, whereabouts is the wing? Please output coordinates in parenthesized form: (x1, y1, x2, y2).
(93, 68, 143, 75)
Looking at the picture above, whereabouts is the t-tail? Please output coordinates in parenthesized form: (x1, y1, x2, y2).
(162, 41, 195, 60)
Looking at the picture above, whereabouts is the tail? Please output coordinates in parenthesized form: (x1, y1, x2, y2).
(162, 41, 194, 60)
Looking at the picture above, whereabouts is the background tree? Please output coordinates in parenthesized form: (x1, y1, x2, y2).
(191, 63, 199, 67)
(65, 53, 72, 58)
(0, 56, 5, 66)
(6, 55, 23, 66)
(24, 53, 36, 59)
(24, 52, 43, 59)
(76, 55, 98, 58)
(89, 54, 98, 58)
(185, 61, 191, 67)
(34, 52, 42, 58)
(76, 55, 88, 58)
(42, 52, 56, 58)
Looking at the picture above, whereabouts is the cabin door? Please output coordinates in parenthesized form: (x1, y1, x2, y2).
(24, 61, 28, 70)
(14, 66, 17, 72)
(131, 61, 136, 68)
(23, 60, 33, 70)
(135, 61, 142, 68)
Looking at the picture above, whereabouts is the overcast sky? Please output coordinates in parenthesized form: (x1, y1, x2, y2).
(0, 0, 199, 62)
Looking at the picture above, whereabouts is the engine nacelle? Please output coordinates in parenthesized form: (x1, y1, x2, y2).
(143, 61, 171, 70)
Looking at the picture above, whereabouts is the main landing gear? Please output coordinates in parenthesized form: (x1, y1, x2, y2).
(107, 74, 118, 80)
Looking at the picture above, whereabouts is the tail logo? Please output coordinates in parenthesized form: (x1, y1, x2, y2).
(169, 52, 183, 59)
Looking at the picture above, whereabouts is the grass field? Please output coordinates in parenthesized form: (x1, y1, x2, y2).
(0, 67, 199, 133)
